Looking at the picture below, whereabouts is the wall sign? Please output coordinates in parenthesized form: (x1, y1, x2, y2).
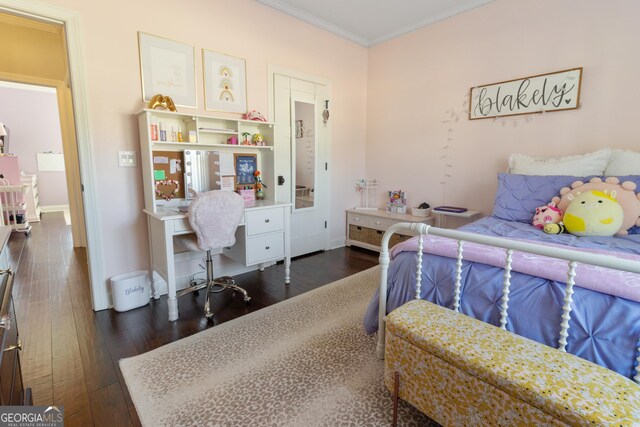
(469, 67, 582, 120)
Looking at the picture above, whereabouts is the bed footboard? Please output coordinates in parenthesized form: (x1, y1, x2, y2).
(376, 222, 640, 384)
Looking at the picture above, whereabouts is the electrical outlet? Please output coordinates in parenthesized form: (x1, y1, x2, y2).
(118, 151, 137, 167)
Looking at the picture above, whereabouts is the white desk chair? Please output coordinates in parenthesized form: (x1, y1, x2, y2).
(175, 190, 250, 319)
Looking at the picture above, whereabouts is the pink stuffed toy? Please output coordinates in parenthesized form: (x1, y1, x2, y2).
(532, 203, 563, 229)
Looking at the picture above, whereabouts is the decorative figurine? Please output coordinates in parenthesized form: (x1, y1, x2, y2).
(252, 133, 265, 146)
(147, 94, 177, 112)
(254, 170, 267, 200)
(241, 132, 251, 145)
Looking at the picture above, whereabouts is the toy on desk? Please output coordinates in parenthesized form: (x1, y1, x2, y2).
(254, 170, 267, 200)
(241, 132, 251, 145)
(252, 133, 265, 146)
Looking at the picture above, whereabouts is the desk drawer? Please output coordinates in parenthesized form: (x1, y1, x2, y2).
(246, 232, 285, 264)
(245, 208, 284, 236)
(173, 218, 192, 233)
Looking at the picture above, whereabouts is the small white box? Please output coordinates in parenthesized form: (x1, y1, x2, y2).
(111, 270, 151, 312)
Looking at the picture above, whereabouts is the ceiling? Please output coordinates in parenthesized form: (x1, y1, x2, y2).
(256, 0, 495, 47)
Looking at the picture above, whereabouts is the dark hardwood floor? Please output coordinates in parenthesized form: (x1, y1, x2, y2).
(8, 212, 378, 426)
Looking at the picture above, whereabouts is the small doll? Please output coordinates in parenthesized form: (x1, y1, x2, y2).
(254, 170, 267, 200)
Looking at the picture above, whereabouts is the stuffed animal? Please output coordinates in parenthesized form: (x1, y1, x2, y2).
(552, 177, 640, 235)
(543, 222, 566, 234)
(562, 190, 624, 237)
(532, 203, 563, 229)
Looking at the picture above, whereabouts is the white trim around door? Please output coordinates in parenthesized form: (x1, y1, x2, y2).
(0, 0, 108, 310)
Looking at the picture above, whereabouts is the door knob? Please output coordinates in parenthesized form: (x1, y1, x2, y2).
(4, 340, 22, 352)
(278, 176, 285, 185)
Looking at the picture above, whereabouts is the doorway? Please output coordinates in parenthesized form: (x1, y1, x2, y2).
(0, 2, 107, 311)
(0, 12, 86, 247)
(271, 69, 330, 257)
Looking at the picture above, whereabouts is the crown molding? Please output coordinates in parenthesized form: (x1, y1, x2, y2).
(257, 0, 370, 47)
(368, 0, 495, 46)
(257, 0, 495, 48)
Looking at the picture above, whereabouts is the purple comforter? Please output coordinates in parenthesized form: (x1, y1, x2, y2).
(364, 216, 640, 379)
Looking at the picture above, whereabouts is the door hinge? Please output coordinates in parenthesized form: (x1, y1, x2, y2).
(81, 184, 84, 192)
(324, 221, 327, 228)
(325, 163, 328, 171)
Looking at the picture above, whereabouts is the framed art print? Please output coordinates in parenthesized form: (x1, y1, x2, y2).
(138, 32, 197, 108)
(203, 49, 247, 113)
(234, 153, 257, 188)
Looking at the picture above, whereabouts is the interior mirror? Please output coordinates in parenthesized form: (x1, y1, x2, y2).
(293, 101, 315, 209)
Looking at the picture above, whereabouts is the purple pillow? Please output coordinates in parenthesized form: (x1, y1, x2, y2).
(616, 175, 640, 234)
(492, 174, 591, 223)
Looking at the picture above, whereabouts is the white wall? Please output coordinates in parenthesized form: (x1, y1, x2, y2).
(25, 0, 368, 282)
(0, 82, 69, 206)
(366, 0, 640, 215)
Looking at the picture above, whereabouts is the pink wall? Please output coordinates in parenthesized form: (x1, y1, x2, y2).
(366, 0, 640, 215)
(35, 0, 368, 278)
(0, 84, 69, 206)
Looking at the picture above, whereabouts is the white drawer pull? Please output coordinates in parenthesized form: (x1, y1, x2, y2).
(265, 219, 270, 223)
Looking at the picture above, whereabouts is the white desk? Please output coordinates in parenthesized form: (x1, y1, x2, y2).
(144, 200, 291, 321)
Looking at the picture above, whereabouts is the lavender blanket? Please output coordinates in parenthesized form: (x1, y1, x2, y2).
(364, 216, 640, 379)
(390, 233, 640, 303)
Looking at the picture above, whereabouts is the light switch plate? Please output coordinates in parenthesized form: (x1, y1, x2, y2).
(118, 151, 137, 167)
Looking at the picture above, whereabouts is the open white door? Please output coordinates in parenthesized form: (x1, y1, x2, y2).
(273, 74, 329, 257)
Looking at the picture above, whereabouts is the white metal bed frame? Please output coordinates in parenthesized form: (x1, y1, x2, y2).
(376, 222, 640, 384)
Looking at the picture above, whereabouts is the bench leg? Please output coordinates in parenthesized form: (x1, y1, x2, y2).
(392, 371, 399, 427)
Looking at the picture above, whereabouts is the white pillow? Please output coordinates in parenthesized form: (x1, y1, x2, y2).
(605, 149, 640, 175)
(508, 148, 611, 176)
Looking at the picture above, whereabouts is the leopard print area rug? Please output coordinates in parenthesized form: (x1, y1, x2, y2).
(120, 266, 437, 426)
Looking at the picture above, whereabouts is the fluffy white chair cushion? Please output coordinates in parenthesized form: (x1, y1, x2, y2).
(508, 148, 611, 176)
(180, 190, 244, 251)
(605, 149, 640, 175)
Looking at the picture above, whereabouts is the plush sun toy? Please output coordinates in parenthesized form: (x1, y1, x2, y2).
(551, 177, 640, 236)
(562, 190, 624, 237)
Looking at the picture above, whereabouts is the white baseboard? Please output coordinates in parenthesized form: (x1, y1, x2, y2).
(330, 238, 346, 250)
(40, 204, 70, 213)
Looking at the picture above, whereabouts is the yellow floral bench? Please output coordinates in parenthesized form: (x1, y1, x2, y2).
(385, 300, 640, 426)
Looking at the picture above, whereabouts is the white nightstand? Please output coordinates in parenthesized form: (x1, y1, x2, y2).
(345, 208, 434, 252)
(432, 209, 481, 228)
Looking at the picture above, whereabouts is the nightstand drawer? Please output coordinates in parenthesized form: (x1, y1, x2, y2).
(246, 232, 285, 264)
(347, 213, 370, 227)
(245, 208, 285, 236)
(368, 217, 393, 231)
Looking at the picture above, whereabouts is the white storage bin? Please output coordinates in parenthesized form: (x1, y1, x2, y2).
(111, 270, 151, 312)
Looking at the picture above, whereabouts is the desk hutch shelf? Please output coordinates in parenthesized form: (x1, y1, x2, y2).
(138, 109, 275, 212)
